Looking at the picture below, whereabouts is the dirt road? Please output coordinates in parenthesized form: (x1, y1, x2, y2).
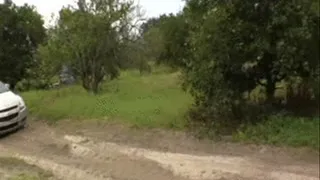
(0, 121, 319, 180)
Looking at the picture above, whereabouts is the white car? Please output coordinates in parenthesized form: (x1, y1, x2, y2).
(0, 81, 28, 135)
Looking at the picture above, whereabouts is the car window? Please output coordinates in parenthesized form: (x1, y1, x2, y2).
(0, 81, 9, 93)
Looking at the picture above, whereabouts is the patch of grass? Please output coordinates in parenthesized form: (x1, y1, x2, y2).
(21, 69, 193, 129)
(234, 116, 320, 149)
(0, 157, 25, 166)
(0, 157, 53, 180)
(9, 174, 44, 180)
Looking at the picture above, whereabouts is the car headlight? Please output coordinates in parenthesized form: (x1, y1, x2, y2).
(16, 95, 26, 110)
(18, 101, 25, 110)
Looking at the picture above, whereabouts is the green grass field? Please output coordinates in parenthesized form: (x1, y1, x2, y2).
(21, 68, 319, 149)
(234, 116, 320, 149)
(21, 69, 193, 129)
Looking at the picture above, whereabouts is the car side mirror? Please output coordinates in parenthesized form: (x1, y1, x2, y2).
(4, 83, 10, 89)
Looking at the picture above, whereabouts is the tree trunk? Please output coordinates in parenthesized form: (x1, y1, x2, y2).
(266, 77, 276, 103)
(263, 51, 277, 104)
(91, 78, 99, 94)
(9, 82, 16, 91)
(81, 75, 90, 91)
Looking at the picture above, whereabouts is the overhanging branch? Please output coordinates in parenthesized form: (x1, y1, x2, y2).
(257, 80, 267, 87)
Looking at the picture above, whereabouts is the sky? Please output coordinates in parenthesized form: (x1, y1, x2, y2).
(2, 0, 185, 26)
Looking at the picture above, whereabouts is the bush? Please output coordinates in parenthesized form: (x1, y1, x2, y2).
(186, 82, 269, 138)
(15, 79, 53, 92)
(284, 77, 319, 116)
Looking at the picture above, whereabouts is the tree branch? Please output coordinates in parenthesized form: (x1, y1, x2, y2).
(257, 80, 267, 87)
(275, 73, 286, 82)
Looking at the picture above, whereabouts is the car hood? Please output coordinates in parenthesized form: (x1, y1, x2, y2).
(0, 91, 20, 110)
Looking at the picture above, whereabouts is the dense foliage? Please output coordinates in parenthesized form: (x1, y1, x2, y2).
(140, 14, 189, 68)
(47, 0, 140, 93)
(182, 0, 319, 133)
(1, 0, 319, 137)
(0, 0, 46, 89)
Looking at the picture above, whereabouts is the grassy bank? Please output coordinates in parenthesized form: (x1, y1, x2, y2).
(21, 68, 319, 149)
(234, 116, 320, 149)
(21, 69, 193, 129)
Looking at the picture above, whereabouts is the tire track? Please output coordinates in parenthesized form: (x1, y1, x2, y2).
(13, 154, 111, 180)
(64, 135, 320, 180)
(0, 123, 319, 180)
(1, 130, 190, 180)
(0, 144, 112, 180)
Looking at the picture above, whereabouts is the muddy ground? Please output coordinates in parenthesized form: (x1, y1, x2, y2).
(0, 120, 319, 180)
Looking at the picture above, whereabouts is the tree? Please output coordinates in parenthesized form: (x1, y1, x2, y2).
(184, 0, 319, 102)
(50, 0, 141, 93)
(140, 17, 161, 35)
(140, 14, 190, 68)
(157, 13, 190, 68)
(0, 1, 46, 89)
(181, 0, 319, 133)
(28, 29, 68, 89)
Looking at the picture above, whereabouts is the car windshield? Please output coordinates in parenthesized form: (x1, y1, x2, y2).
(0, 81, 9, 93)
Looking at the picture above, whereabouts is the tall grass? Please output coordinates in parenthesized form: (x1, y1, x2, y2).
(21, 68, 319, 149)
(234, 116, 320, 149)
(21, 69, 193, 129)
